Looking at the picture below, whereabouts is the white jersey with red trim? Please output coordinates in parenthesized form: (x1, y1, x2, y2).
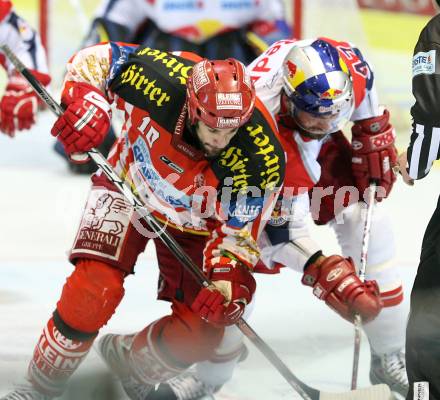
(91, 0, 287, 43)
(61, 42, 285, 271)
(0, 0, 48, 77)
(247, 38, 382, 272)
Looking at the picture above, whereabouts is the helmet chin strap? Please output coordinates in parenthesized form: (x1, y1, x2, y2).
(294, 123, 331, 141)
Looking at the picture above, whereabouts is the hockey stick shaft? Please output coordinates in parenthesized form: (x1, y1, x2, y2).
(351, 183, 376, 390)
(1, 44, 319, 400)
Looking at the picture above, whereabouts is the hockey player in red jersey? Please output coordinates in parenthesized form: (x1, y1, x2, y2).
(0, 43, 285, 400)
(143, 38, 408, 400)
(0, 0, 50, 137)
(58, 0, 291, 174)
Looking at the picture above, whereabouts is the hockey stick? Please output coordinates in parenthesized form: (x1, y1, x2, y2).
(1, 44, 392, 400)
(351, 183, 377, 390)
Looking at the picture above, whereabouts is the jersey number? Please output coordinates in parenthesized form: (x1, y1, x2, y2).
(138, 116, 160, 147)
(337, 46, 371, 79)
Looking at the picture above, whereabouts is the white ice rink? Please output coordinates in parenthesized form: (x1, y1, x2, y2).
(0, 111, 438, 399)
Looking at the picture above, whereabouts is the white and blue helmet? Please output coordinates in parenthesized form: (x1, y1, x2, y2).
(282, 39, 354, 134)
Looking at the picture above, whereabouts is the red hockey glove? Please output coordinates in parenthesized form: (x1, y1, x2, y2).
(51, 82, 111, 163)
(0, 71, 50, 137)
(191, 260, 256, 327)
(302, 255, 383, 323)
(351, 109, 397, 201)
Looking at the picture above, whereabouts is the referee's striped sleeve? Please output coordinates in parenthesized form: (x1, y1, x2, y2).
(407, 122, 440, 180)
(407, 14, 440, 180)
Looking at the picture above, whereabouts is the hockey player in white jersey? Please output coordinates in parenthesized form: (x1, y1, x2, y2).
(0, 0, 50, 136)
(143, 38, 409, 400)
(84, 0, 291, 63)
(251, 38, 407, 398)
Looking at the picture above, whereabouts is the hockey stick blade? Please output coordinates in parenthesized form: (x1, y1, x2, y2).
(320, 383, 392, 400)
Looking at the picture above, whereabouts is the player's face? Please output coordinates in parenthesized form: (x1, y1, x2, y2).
(294, 109, 337, 136)
(196, 121, 238, 157)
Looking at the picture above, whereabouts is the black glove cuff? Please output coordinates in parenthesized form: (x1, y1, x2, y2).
(303, 250, 323, 271)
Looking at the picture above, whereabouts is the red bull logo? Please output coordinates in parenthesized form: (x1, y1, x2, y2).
(321, 88, 342, 100)
(286, 60, 297, 78)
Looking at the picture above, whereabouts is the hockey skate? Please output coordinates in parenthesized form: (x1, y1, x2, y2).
(145, 369, 215, 400)
(0, 381, 51, 400)
(145, 344, 249, 400)
(97, 334, 154, 400)
(369, 349, 408, 398)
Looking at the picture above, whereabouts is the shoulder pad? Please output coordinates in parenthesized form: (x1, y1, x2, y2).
(171, 50, 203, 63)
(214, 106, 285, 194)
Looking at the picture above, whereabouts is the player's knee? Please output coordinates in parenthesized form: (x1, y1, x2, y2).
(184, 316, 224, 361)
(161, 303, 224, 364)
(56, 258, 125, 334)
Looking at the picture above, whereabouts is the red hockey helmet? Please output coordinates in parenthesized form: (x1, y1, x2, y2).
(187, 58, 256, 129)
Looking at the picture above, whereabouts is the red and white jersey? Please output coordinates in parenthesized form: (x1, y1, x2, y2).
(0, 0, 48, 78)
(248, 38, 383, 272)
(62, 42, 285, 271)
(92, 0, 287, 43)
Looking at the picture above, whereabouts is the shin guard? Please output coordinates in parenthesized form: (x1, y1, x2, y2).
(28, 316, 96, 396)
(128, 303, 223, 385)
(129, 320, 188, 385)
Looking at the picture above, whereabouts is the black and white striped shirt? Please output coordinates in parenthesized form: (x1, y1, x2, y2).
(408, 13, 440, 180)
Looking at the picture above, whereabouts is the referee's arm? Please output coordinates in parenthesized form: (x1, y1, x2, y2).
(407, 14, 440, 180)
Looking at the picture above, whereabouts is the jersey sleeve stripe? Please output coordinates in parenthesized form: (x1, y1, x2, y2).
(408, 123, 440, 179)
(426, 126, 440, 174)
(408, 123, 425, 179)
